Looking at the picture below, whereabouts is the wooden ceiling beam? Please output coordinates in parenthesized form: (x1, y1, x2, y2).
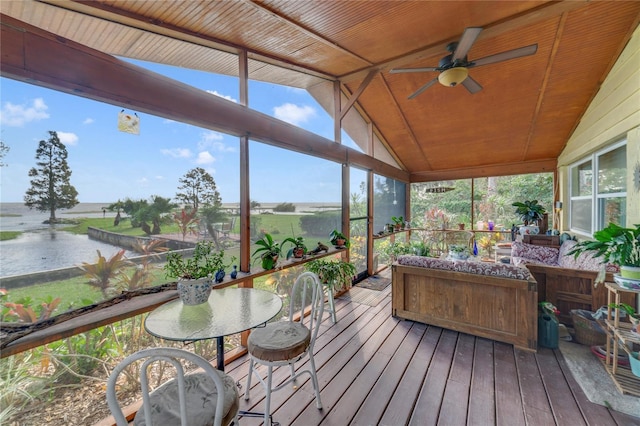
(339, 0, 589, 84)
(340, 69, 377, 120)
(522, 12, 566, 161)
(410, 158, 557, 183)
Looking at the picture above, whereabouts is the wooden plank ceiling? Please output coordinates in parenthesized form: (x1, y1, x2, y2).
(2, 1, 639, 182)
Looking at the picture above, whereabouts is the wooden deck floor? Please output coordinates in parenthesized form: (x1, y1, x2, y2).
(222, 285, 639, 426)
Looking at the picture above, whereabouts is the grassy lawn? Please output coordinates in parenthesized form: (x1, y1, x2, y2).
(0, 231, 21, 241)
(64, 217, 181, 236)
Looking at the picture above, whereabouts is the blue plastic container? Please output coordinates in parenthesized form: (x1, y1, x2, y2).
(538, 313, 559, 349)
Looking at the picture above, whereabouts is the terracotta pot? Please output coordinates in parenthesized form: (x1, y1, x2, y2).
(458, 223, 465, 230)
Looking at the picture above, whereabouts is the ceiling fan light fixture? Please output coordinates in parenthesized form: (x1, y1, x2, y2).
(438, 67, 468, 87)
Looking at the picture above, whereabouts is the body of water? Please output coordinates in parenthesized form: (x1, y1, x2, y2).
(0, 203, 132, 277)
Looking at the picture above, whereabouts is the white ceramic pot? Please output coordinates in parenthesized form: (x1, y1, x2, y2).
(620, 265, 640, 280)
(177, 278, 213, 305)
(519, 225, 539, 236)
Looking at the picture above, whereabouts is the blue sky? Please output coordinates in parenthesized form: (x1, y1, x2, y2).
(0, 59, 358, 204)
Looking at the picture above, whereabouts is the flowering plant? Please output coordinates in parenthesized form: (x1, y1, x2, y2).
(568, 223, 640, 267)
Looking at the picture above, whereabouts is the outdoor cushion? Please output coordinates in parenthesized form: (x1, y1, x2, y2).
(133, 371, 239, 426)
(396, 255, 531, 280)
(247, 321, 310, 362)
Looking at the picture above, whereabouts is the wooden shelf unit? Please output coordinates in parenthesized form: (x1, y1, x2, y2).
(603, 281, 640, 396)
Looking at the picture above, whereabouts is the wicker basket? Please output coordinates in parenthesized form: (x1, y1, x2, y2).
(571, 310, 606, 346)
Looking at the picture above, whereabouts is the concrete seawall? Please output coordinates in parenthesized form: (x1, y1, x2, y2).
(0, 228, 196, 289)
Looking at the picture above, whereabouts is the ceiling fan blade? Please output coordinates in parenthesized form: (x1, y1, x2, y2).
(452, 27, 483, 61)
(470, 44, 538, 68)
(408, 78, 439, 99)
(462, 76, 482, 94)
(390, 67, 439, 74)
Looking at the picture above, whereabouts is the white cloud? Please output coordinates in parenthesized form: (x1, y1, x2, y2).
(198, 131, 235, 152)
(207, 90, 237, 103)
(137, 177, 149, 186)
(0, 97, 50, 127)
(83, 118, 94, 125)
(161, 148, 192, 158)
(273, 103, 316, 126)
(57, 131, 79, 146)
(195, 151, 216, 165)
(155, 175, 164, 180)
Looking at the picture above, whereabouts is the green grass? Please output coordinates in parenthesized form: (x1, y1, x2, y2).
(4, 267, 171, 314)
(0, 231, 21, 241)
(252, 213, 306, 237)
(64, 217, 180, 236)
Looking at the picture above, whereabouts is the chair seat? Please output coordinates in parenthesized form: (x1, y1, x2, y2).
(247, 322, 310, 362)
(134, 371, 239, 426)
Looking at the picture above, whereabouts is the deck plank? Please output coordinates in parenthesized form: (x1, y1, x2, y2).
(408, 328, 458, 426)
(220, 285, 640, 426)
(468, 337, 496, 425)
(515, 349, 556, 425)
(494, 341, 527, 425)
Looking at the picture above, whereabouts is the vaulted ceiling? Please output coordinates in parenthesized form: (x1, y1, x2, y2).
(2, 1, 639, 182)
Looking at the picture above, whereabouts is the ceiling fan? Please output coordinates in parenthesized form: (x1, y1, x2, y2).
(390, 27, 538, 99)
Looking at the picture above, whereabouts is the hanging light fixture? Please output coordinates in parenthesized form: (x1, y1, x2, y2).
(438, 67, 468, 87)
(424, 180, 456, 193)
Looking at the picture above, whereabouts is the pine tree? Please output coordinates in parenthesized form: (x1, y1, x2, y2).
(175, 167, 221, 211)
(24, 131, 79, 222)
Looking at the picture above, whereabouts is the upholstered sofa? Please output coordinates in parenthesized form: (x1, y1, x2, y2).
(511, 240, 635, 325)
(392, 255, 538, 351)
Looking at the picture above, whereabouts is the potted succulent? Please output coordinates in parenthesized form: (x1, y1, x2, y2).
(282, 235, 307, 259)
(252, 233, 282, 270)
(568, 223, 640, 280)
(164, 241, 231, 305)
(329, 229, 350, 248)
(512, 200, 546, 235)
(305, 258, 357, 292)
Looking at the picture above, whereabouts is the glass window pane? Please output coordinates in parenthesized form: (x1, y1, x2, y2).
(350, 167, 368, 276)
(598, 197, 626, 228)
(597, 145, 626, 194)
(571, 161, 592, 197)
(570, 199, 592, 233)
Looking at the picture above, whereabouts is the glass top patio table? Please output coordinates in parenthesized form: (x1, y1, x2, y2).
(144, 287, 283, 371)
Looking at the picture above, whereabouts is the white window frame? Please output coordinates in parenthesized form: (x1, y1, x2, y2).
(569, 139, 627, 237)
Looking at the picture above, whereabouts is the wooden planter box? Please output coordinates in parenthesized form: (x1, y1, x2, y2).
(392, 263, 538, 351)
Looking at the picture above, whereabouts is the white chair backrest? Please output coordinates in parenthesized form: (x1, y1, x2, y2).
(288, 271, 324, 347)
(106, 347, 228, 426)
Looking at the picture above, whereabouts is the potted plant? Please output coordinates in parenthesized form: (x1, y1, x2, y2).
(568, 223, 640, 280)
(329, 229, 350, 248)
(512, 200, 546, 235)
(609, 302, 640, 327)
(252, 233, 282, 270)
(305, 258, 357, 292)
(448, 244, 470, 260)
(391, 216, 404, 231)
(381, 241, 412, 265)
(164, 241, 230, 305)
(282, 235, 307, 259)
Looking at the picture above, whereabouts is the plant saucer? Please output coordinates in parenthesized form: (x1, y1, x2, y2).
(613, 274, 640, 290)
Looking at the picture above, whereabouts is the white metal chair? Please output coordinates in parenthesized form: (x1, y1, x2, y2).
(106, 347, 239, 426)
(243, 271, 324, 425)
